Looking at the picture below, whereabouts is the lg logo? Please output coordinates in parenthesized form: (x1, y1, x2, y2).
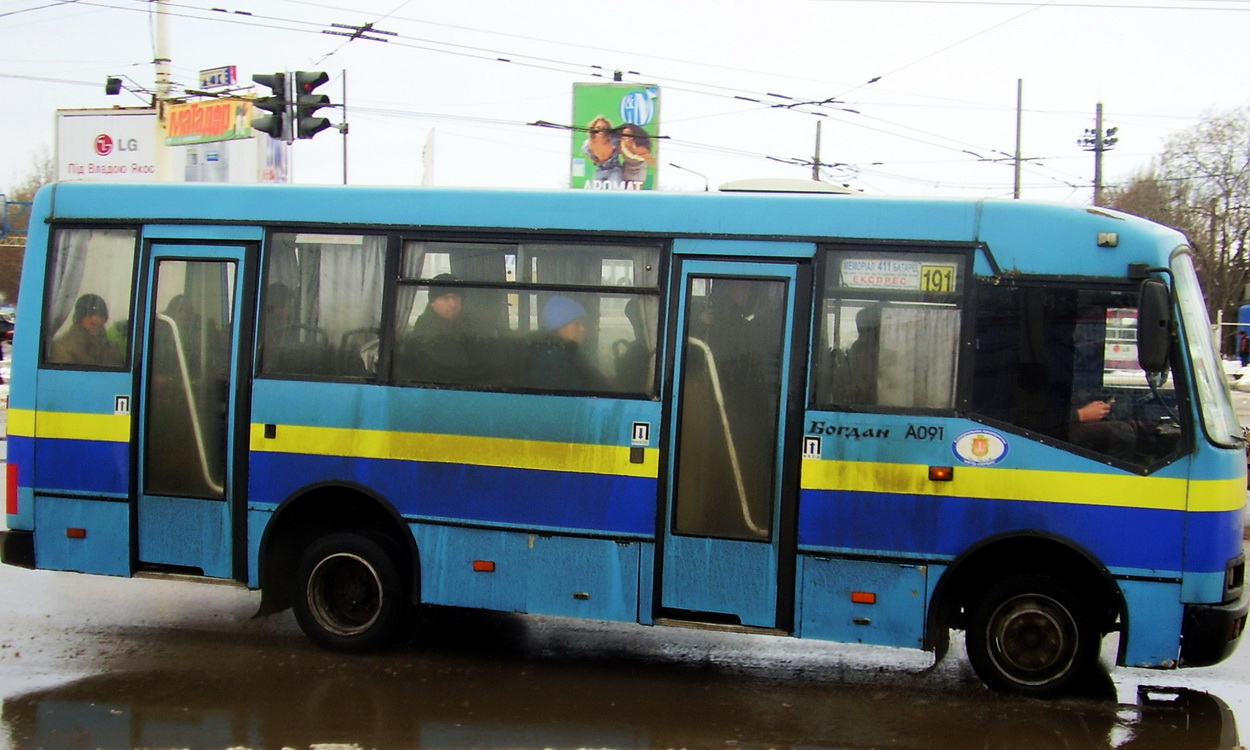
(93, 134, 138, 156)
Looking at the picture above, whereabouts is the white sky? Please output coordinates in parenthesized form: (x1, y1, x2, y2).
(2, 0, 1247, 202)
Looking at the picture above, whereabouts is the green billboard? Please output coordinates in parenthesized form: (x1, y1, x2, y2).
(570, 83, 661, 190)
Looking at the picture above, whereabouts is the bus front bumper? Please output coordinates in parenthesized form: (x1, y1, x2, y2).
(1180, 589, 1250, 667)
(0, 529, 34, 569)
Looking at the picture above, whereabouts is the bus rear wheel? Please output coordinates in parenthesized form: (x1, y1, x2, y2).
(966, 575, 1099, 697)
(293, 532, 411, 651)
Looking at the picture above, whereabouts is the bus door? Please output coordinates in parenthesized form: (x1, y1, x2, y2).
(660, 257, 808, 629)
(136, 243, 251, 579)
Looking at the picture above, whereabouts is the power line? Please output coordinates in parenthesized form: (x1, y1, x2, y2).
(813, 0, 1250, 10)
(3, 0, 1203, 195)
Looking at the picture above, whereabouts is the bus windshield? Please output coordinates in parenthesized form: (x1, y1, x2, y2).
(1174, 251, 1242, 447)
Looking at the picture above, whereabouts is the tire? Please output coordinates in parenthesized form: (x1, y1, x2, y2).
(292, 531, 411, 651)
(966, 575, 1100, 697)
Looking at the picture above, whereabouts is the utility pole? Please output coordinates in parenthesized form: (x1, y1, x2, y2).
(1013, 79, 1023, 199)
(153, 0, 173, 181)
(813, 121, 822, 181)
(340, 70, 349, 185)
(1078, 102, 1119, 206)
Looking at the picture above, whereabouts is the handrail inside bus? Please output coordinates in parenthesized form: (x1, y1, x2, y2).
(155, 313, 225, 496)
(686, 337, 768, 538)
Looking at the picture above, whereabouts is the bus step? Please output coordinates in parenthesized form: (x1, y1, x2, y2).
(654, 616, 788, 637)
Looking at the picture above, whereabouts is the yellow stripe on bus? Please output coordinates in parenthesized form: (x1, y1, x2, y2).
(10, 408, 130, 443)
(249, 423, 660, 478)
(800, 459, 1244, 513)
(7, 408, 34, 438)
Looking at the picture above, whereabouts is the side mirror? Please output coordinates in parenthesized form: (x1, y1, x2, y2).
(1138, 278, 1171, 372)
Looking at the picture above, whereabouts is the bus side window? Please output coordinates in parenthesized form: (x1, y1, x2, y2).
(260, 233, 385, 379)
(389, 240, 661, 396)
(815, 249, 963, 410)
(390, 242, 515, 388)
(43, 228, 137, 369)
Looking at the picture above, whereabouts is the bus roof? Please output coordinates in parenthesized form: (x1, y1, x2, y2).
(34, 182, 1187, 277)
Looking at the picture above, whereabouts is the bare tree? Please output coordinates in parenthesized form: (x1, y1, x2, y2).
(0, 147, 55, 305)
(5, 147, 55, 232)
(1105, 107, 1250, 354)
(1161, 106, 1250, 349)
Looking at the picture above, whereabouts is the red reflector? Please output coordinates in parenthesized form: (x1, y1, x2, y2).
(472, 560, 496, 573)
(851, 591, 877, 605)
(928, 466, 954, 482)
(66, 528, 87, 539)
(5, 463, 16, 515)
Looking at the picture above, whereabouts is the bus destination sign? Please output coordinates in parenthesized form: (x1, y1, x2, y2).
(841, 258, 957, 293)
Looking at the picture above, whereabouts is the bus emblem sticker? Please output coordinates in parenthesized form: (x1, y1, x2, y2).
(951, 429, 1008, 467)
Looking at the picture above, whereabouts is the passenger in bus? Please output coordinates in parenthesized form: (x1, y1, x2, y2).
(161, 295, 205, 374)
(528, 295, 608, 391)
(405, 274, 492, 385)
(1065, 315, 1136, 460)
(682, 278, 780, 539)
(261, 283, 297, 357)
(148, 297, 219, 497)
(49, 293, 124, 367)
(1067, 395, 1136, 460)
(612, 297, 653, 391)
(262, 282, 332, 375)
(828, 305, 881, 404)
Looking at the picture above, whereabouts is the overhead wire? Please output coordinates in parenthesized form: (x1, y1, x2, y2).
(2, 0, 1203, 193)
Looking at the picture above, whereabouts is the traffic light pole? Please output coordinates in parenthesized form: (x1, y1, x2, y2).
(341, 70, 348, 185)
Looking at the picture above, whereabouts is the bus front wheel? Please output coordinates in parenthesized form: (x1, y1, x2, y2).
(293, 532, 411, 651)
(966, 575, 1099, 697)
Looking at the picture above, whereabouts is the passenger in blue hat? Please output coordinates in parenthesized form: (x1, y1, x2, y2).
(528, 295, 607, 391)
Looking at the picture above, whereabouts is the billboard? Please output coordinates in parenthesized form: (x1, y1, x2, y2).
(570, 83, 660, 190)
(180, 135, 288, 184)
(166, 99, 254, 146)
(56, 108, 158, 182)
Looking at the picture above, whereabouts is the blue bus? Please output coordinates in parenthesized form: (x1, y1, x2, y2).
(3, 182, 1246, 697)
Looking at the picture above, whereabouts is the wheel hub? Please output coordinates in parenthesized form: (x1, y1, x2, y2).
(989, 594, 1077, 685)
(307, 552, 384, 636)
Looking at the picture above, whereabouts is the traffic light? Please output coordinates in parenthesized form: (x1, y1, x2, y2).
(293, 70, 332, 140)
(251, 72, 289, 141)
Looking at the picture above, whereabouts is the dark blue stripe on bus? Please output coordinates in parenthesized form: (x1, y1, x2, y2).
(7, 434, 35, 476)
(30, 437, 129, 496)
(798, 489, 1240, 575)
(248, 451, 658, 537)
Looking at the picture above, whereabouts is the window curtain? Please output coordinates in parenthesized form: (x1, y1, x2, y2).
(448, 245, 510, 336)
(876, 306, 959, 408)
(46, 229, 93, 338)
(316, 236, 386, 347)
(395, 241, 426, 330)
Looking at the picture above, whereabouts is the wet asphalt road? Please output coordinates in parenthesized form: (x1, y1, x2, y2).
(0, 557, 1247, 750)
